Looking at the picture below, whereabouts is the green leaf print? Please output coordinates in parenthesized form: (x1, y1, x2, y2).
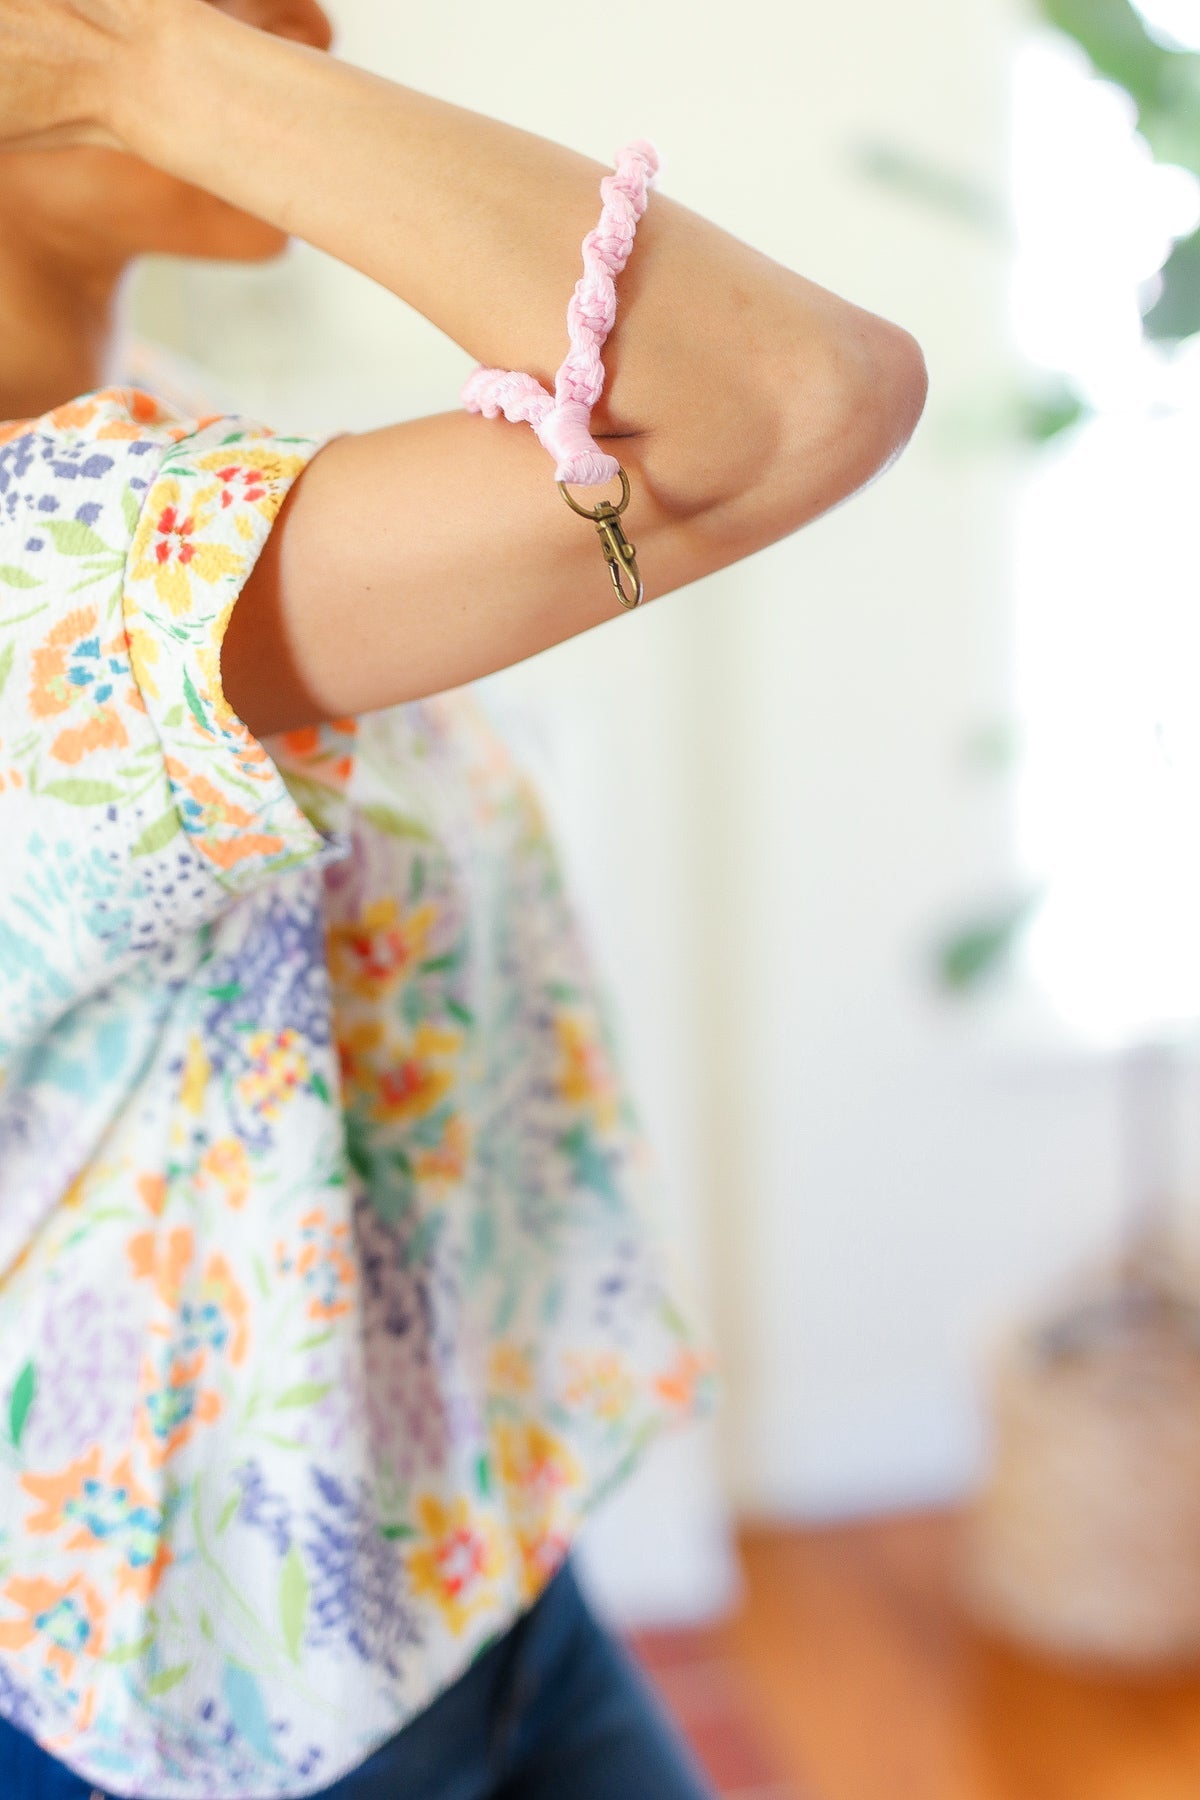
(41, 779, 125, 805)
(216, 1492, 240, 1536)
(104, 1631, 155, 1666)
(273, 1382, 332, 1409)
(183, 668, 209, 735)
(359, 802, 434, 842)
(122, 485, 143, 536)
(144, 1663, 191, 1697)
(309, 1070, 331, 1105)
(0, 641, 14, 704)
(279, 1545, 309, 1663)
(379, 1522, 416, 1541)
(0, 565, 41, 588)
(8, 1361, 35, 1448)
(130, 808, 182, 857)
(475, 1452, 492, 1498)
(162, 703, 184, 728)
(44, 519, 115, 558)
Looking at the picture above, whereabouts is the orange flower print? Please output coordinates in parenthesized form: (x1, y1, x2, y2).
(135, 1347, 221, 1468)
(514, 1524, 570, 1604)
(127, 477, 243, 617)
(273, 717, 357, 794)
(562, 1352, 636, 1423)
(0, 1573, 107, 1683)
(276, 1208, 356, 1323)
(21, 1450, 168, 1603)
(413, 1112, 470, 1187)
(197, 1137, 251, 1210)
(487, 1342, 535, 1400)
(127, 1225, 194, 1311)
(336, 1019, 460, 1127)
(238, 1027, 309, 1119)
(28, 605, 131, 766)
(407, 1495, 505, 1636)
(0, 735, 23, 793)
(327, 898, 438, 1001)
(652, 1347, 716, 1413)
(554, 1013, 619, 1133)
(198, 1253, 251, 1366)
(162, 756, 286, 871)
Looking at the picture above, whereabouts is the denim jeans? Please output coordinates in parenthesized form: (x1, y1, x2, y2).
(0, 1560, 715, 1800)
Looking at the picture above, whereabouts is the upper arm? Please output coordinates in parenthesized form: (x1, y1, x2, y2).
(223, 312, 926, 740)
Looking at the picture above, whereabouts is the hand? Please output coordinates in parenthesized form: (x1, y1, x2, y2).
(0, 0, 152, 151)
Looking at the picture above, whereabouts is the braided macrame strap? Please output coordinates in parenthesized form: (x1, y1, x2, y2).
(460, 141, 660, 607)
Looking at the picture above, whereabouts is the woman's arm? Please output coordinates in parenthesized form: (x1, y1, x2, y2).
(7, 0, 927, 733)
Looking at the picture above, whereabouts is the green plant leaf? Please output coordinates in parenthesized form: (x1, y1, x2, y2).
(41, 779, 125, 806)
(936, 891, 1044, 992)
(130, 808, 182, 857)
(0, 565, 40, 589)
(44, 519, 115, 558)
(183, 668, 209, 735)
(8, 1362, 35, 1448)
(360, 803, 434, 842)
(273, 1382, 332, 1409)
(144, 1663, 190, 1697)
(1144, 224, 1200, 340)
(279, 1545, 309, 1663)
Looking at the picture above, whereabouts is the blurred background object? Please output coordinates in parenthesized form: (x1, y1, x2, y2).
(128, 0, 1200, 1791)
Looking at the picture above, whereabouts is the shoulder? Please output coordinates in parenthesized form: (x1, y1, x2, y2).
(0, 387, 206, 552)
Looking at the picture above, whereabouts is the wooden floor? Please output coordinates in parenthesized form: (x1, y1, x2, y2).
(716, 1510, 1200, 1800)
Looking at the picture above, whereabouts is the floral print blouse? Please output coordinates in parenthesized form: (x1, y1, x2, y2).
(0, 389, 710, 1798)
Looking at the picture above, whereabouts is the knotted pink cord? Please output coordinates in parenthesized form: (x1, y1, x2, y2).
(460, 140, 660, 487)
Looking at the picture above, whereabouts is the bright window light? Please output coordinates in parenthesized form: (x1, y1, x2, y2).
(1009, 36, 1200, 1048)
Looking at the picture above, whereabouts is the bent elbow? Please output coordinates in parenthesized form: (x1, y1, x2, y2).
(754, 312, 927, 542)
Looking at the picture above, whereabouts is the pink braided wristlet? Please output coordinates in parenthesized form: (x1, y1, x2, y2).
(460, 140, 659, 608)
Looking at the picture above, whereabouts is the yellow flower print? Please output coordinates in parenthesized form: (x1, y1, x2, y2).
(197, 1137, 250, 1210)
(372, 1024, 459, 1126)
(125, 625, 161, 701)
(493, 1420, 583, 1521)
(407, 1495, 505, 1636)
(327, 897, 438, 1001)
(237, 1027, 309, 1119)
(562, 1351, 636, 1423)
(335, 1019, 385, 1103)
(128, 477, 244, 618)
(488, 1342, 534, 1400)
(194, 446, 310, 519)
(554, 1013, 620, 1133)
(179, 1033, 210, 1116)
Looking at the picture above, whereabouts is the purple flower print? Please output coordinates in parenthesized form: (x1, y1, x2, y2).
(21, 1284, 143, 1465)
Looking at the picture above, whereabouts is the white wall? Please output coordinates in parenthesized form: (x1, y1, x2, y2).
(133, 0, 1153, 1591)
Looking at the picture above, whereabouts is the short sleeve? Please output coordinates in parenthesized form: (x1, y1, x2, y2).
(122, 411, 331, 893)
(0, 390, 334, 1058)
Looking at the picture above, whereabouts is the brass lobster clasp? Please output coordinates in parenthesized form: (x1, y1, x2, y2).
(557, 465, 644, 609)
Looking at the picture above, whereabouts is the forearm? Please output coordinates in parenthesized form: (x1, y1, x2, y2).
(104, 1, 914, 498)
